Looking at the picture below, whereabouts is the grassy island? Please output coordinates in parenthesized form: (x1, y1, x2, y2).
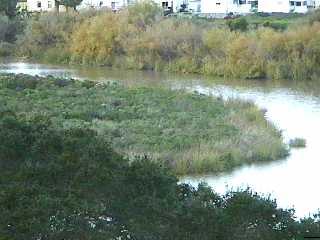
(0, 74, 288, 174)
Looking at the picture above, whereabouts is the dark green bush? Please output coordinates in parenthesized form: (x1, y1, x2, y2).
(263, 20, 288, 31)
(0, 13, 25, 44)
(289, 138, 306, 148)
(0, 113, 318, 239)
(309, 9, 320, 25)
(227, 18, 249, 32)
(0, 41, 14, 56)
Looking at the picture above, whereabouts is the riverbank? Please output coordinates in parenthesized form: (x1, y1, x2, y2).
(0, 73, 288, 175)
(3, 3, 319, 81)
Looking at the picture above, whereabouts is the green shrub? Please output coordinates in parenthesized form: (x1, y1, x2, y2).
(0, 41, 14, 56)
(0, 14, 9, 41)
(124, 18, 203, 71)
(263, 20, 288, 31)
(309, 8, 320, 25)
(225, 35, 266, 79)
(227, 18, 249, 32)
(17, 12, 81, 58)
(0, 13, 23, 43)
(70, 10, 125, 65)
(127, 0, 162, 29)
(289, 138, 306, 148)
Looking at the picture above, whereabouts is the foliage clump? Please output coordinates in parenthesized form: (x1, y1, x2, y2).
(227, 18, 249, 32)
(289, 138, 306, 148)
(0, 74, 288, 175)
(0, 101, 319, 239)
(2, 2, 319, 80)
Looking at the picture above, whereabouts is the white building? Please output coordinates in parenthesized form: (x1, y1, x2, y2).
(188, 0, 201, 13)
(80, 0, 185, 12)
(23, 0, 70, 12)
(25, 0, 55, 12)
(79, 0, 131, 11)
(21, 0, 319, 14)
(307, 0, 320, 8)
(200, 0, 256, 16)
(258, 0, 308, 13)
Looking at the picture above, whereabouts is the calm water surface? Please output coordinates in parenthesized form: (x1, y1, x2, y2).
(1, 61, 320, 218)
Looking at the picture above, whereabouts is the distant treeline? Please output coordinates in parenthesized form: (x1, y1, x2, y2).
(2, 2, 320, 80)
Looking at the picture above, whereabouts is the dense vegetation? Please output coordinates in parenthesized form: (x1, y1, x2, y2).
(0, 11, 24, 57)
(1, 94, 320, 239)
(0, 0, 18, 18)
(3, 3, 319, 80)
(2, 5, 320, 238)
(0, 73, 288, 174)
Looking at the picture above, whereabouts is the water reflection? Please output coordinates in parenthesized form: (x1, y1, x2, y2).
(182, 84, 320, 217)
(1, 61, 320, 218)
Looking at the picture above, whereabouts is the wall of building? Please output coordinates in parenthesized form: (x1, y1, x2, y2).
(258, 0, 289, 13)
(188, 0, 201, 13)
(23, 0, 316, 14)
(258, 0, 308, 13)
(291, 1, 308, 13)
(79, 0, 130, 11)
(200, 0, 252, 15)
(228, 1, 252, 14)
(26, 0, 56, 12)
(313, 0, 320, 7)
(201, 0, 229, 14)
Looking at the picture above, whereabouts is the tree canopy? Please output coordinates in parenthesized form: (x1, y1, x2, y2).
(0, 0, 18, 18)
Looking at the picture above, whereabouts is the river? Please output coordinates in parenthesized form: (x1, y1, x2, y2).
(1, 61, 320, 218)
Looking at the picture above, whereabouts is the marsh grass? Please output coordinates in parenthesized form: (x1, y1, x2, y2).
(289, 138, 306, 148)
(14, 5, 320, 81)
(0, 73, 288, 174)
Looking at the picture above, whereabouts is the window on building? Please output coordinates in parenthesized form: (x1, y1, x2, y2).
(303, 1, 307, 5)
(296, 1, 302, 6)
(216, 2, 221, 5)
(162, 1, 169, 7)
(290, 1, 295, 5)
(239, 0, 246, 4)
(197, 4, 201, 12)
(248, 0, 258, 8)
(48, 1, 52, 8)
(37, 1, 41, 8)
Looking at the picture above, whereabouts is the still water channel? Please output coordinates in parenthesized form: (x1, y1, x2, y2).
(1, 61, 320, 218)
